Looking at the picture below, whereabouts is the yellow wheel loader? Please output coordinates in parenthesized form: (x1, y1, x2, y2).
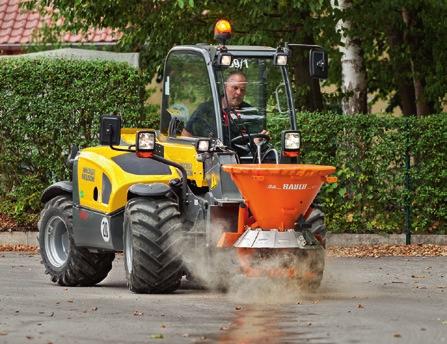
(38, 20, 336, 293)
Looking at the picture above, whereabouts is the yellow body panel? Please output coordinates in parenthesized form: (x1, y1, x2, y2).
(161, 142, 207, 188)
(77, 145, 179, 214)
(120, 128, 145, 145)
(126, 129, 206, 186)
(76, 130, 208, 214)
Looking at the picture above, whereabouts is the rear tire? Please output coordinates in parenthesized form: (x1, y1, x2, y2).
(296, 247, 325, 291)
(38, 195, 115, 286)
(305, 207, 326, 247)
(123, 197, 183, 293)
(297, 207, 327, 290)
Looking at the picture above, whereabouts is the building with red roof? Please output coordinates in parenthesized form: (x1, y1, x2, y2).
(0, 0, 119, 54)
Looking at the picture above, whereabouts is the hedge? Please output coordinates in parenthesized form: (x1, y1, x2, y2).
(0, 58, 445, 233)
(269, 113, 447, 234)
(0, 58, 155, 225)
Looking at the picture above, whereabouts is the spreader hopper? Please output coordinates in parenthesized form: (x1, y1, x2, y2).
(222, 164, 336, 230)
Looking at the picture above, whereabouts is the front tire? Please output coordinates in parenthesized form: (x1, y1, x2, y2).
(38, 195, 115, 286)
(123, 197, 183, 293)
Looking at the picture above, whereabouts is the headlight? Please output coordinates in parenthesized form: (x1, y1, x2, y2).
(274, 53, 288, 66)
(282, 130, 301, 150)
(136, 130, 156, 158)
(196, 139, 211, 153)
(215, 52, 233, 67)
(221, 54, 232, 66)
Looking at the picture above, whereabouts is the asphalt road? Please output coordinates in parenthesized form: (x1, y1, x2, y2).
(0, 252, 446, 344)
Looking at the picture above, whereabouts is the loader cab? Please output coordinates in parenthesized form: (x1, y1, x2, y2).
(160, 45, 297, 159)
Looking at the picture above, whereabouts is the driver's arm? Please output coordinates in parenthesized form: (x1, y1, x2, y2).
(253, 129, 270, 144)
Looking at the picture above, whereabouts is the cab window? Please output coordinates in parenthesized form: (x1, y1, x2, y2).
(160, 52, 216, 138)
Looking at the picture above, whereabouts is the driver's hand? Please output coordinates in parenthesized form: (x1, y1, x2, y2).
(253, 129, 270, 145)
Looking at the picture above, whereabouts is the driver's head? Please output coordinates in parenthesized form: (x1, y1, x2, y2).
(224, 71, 247, 108)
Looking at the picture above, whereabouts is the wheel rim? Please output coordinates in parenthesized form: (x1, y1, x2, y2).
(44, 216, 70, 268)
(125, 222, 133, 274)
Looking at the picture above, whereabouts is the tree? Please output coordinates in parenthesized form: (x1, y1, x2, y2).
(347, 0, 447, 116)
(23, 0, 447, 115)
(331, 0, 367, 115)
(23, 0, 332, 112)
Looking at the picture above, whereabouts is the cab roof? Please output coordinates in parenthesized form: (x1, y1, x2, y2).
(172, 44, 278, 58)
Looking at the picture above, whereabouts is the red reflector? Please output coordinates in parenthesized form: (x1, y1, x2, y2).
(283, 151, 300, 157)
(79, 210, 89, 220)
(136, 151, 153, 158)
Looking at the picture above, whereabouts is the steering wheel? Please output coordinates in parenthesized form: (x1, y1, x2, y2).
(230, 133, 270, 146)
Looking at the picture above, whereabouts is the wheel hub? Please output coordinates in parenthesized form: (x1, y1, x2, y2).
(44, 216, 70, 268)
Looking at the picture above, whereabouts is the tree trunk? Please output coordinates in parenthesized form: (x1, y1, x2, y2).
(386, 26, 417, 115)
(401, 7, 432, 116)
(331, 0, 367, 115)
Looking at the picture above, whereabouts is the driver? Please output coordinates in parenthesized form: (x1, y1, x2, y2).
(181, 71, 268, 142)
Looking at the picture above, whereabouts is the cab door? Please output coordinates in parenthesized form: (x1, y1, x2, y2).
(160, 49, 220, 139)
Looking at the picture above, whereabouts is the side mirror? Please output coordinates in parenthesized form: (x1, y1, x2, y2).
(99, 115, 122, 146)
(309, 49, 328, 79)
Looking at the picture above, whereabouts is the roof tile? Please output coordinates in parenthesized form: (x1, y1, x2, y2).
(0, 0, 119, 47)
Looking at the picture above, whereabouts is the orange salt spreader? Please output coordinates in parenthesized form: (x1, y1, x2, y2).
(217, 163, 336, 283)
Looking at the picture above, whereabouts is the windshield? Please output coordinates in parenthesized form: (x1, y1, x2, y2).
(216, 57, 292, 140)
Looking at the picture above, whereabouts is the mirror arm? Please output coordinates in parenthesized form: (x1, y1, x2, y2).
(107, 124, 135, 153)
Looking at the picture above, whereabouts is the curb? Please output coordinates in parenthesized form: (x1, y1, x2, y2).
(1, 231, 447, 247)
(326, 233, 447, 246)
(0, 232, 39, 246)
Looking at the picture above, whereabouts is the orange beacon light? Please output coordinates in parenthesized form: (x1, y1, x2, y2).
(214, 19, 232, 44)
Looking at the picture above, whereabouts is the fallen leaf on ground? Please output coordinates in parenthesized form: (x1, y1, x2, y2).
(150, 334, 164, 339)
(357, 304, 364, 309)
(327, 244, 447, 257)
(0, 244, 38, 252)
(393, 333, 401, 338)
